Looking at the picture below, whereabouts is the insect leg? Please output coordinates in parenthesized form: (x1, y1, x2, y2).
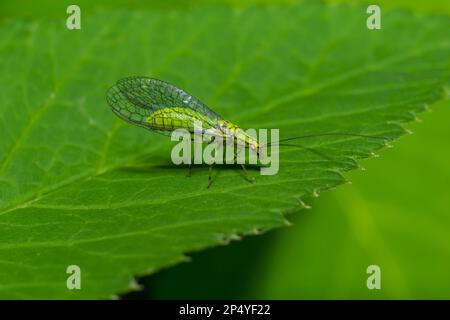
(234, 143, 254, 183)
(207, 165, 213, 188)
(206, 137, 221, 188)
(240, 164, 254, 183)
(187, 163, 192, 177)
(187, 136, 196, 177)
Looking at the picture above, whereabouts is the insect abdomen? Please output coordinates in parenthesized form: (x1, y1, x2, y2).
(146, 107, 213, 132)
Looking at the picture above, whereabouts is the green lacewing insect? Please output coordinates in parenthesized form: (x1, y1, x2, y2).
(106, 77, 260, 187)
(106, 76, 388, 187)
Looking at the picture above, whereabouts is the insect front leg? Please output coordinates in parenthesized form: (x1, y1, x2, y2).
(234, 144, 254, 184)
(240, 164, 254, 183)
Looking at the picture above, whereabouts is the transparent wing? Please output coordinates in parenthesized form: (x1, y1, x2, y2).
(106, 76, 221, 132)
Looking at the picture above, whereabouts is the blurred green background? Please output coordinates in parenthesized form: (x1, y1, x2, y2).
(2, 0, 449, 299)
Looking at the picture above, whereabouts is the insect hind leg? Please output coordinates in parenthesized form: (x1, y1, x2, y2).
(240, 164, 254, 184)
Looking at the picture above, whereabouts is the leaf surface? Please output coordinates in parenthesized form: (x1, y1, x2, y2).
(0, 1, 448, 298)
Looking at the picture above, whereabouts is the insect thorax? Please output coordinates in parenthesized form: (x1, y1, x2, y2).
(216, 120, 259, 151)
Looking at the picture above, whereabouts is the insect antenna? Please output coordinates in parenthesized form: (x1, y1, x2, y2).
(260, 133, 389, 164)
(261, 132, 389, 148)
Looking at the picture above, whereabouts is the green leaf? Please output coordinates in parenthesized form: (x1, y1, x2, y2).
(0, 1, 448, 298)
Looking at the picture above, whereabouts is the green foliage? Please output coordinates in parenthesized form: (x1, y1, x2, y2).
(0, 1, 448, 298)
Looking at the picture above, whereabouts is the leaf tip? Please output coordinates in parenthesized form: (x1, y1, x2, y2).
(128, 278, 143, 292)
(297, 198, 311, 209)
(251, 228, 263, 235)
(180, 255, 192, 263)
